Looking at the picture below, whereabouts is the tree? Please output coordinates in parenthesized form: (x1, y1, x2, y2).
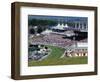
(37, 26, 43, 34)
(28, 19, 58, 34)
(28, 19, 57, 27)
(29, 28, 35, 34)
(67, 22, 75, 27)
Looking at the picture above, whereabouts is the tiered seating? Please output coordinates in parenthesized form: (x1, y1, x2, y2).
(29, 33, 84, 48)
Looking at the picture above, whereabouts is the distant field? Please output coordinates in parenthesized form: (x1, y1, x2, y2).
(28, 45, 87, 66)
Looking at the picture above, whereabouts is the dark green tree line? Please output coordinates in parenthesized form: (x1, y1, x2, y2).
(28, 19, 57, 26)
(28, 19, 57, 34)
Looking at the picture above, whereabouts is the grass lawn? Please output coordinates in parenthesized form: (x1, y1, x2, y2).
(28, 45, 88, 66)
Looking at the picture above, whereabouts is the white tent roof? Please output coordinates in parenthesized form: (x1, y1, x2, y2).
(52, 23, 69, 30)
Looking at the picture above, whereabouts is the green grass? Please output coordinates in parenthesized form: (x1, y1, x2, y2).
(28, 45, 87, 66)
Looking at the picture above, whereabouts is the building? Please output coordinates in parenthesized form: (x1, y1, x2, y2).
(52, 23, 69, 30)
(52, 21, 88, 32)
(61, 42, 88, 58)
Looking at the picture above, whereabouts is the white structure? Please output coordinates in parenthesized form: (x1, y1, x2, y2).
(71, 42, 88, 48)
(41, 29, 52, 35)
(77, 42, 88, 47)
(52, 23, 69, 30)
(61, 42, 88, 58)
(74, 22, 88, 32)
(64, 31, 75, 37)
(52, 21, 87, 32)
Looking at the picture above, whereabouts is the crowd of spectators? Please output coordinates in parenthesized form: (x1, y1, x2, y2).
(29, 33, 87, 49)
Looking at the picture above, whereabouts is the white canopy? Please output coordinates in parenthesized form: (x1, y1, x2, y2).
(52, 23, 69, 30)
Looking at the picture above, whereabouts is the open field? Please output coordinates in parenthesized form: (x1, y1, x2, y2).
(28, 45, 87, 66)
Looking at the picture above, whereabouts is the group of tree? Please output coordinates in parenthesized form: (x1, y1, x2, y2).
(67, 21, 75, 27)
(28, 19, 57, 34)
(28, 19, 57, 27)
(28, 18, 79, 34)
